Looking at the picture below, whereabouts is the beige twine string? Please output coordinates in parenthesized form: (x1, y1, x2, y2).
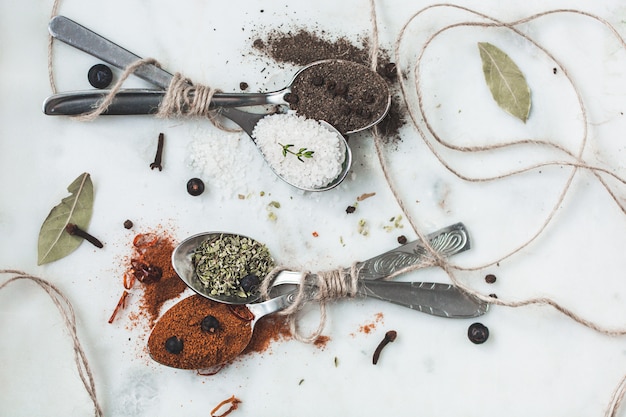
(0, 270, 103, 417)
(259, 265, 361, 342)
(369, 3, 626, 416)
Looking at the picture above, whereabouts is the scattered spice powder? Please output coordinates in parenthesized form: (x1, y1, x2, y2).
(241, 315, 292, 355)
(313, 335, 330, 349)
(354, 312, 384, 335)
(124, 230, 187, 326)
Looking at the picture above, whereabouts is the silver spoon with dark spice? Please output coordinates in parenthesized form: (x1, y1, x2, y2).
(44, 16, 391, 134)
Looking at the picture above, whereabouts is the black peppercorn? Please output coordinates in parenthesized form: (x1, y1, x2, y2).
(239, 82, 249, 90)
(334, 82, 348, 96)
(123, 219, 133, 229)
(383, 62, 397, 80)
(186, 178, 205, 196)
(345, 205, 356, 214)
(200, 315, 220, 333)
(284, 92, 299, 104)
(164, 336, 183, 354)
(311, 76, 324, 86)
(87, 64, 113, 89)
(467, 322, 489, 344)
(397, 235, 407, 244)
(240, 274, 260, 293)
(485, 274, 497, 284)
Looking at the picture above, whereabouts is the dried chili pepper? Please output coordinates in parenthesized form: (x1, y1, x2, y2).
(130, 259, 162, 284)
(123, 271, 136, 290)
(133, 233, 159, 248)
(108, 291, 130, 324)
(210, 395, 242, 417)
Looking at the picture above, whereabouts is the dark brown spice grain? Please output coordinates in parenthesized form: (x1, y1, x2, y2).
(253, 29, 406, 139)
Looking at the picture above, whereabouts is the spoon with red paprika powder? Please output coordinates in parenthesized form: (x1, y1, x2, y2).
(146, 291, 300, 369)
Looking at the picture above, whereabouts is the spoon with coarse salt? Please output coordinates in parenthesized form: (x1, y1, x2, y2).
(219, 108, 352, 191)
(42, 15, 352, 191)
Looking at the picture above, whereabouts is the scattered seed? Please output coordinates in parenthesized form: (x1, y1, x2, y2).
(356, 192, 376, 201)
(123, 219, 134, 229)
(397, 235, 407, 244)
(345, 205, 356, 214)
(485, 274, 497, 284)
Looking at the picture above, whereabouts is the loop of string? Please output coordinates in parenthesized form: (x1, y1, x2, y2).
(0, 270, 103, 417)
(259, 265, 361, 343)
(373, 3, 626, 416)
(71, 58, 239, 132)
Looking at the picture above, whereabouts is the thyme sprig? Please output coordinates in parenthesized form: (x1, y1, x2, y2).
(279, 143, 314, 162)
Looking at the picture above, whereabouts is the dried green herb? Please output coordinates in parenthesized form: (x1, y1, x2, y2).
(279, 143, 314, 162)
(37, 173, 94, 265)
(191, 234, 274, 298)
(478, 42, 531, 123)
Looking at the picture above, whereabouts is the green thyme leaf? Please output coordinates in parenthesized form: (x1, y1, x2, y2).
(37, 173, 94, 265)
(478, 42, 531, 123)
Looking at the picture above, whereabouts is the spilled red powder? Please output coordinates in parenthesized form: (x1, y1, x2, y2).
(124, 230, 187, 326)
(354, 312, 384, 335)
(313, 335, 330, 349)
(242, 315, 292, 355)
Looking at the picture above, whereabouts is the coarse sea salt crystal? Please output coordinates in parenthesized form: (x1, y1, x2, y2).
(187, 129, 262, 195)
(252, 113, 345, 190)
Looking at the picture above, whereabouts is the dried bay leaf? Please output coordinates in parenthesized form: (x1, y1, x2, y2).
(478, 42, 531, 122)
(37, 172, 94, 265)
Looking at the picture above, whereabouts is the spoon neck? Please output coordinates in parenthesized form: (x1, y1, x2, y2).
(218, 107, 268, 137)
(247, 292, 296, 326)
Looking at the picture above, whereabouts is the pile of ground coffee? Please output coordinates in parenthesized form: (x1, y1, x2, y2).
(289, 60, 389, 134)
(252, 29, 405, 139)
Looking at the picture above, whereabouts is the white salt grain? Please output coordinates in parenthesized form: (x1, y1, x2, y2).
(252, 113, 345, 190)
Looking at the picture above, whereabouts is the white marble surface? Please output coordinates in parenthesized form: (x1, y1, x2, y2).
(2, 1, 626, 416)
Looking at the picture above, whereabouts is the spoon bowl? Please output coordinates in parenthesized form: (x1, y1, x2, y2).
(219, 108, 352, 191)
(146, 292, 298, 370)
(172, 232, 273, 305)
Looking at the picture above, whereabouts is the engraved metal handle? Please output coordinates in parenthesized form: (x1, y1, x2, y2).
(356, 222, 470, 280)
(357, 280, 487, 318)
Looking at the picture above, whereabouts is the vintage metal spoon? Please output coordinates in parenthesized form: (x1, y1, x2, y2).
(44, 15, 391, 134)
(45, 16, 354, 191)
(172, 223, 488, 318)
